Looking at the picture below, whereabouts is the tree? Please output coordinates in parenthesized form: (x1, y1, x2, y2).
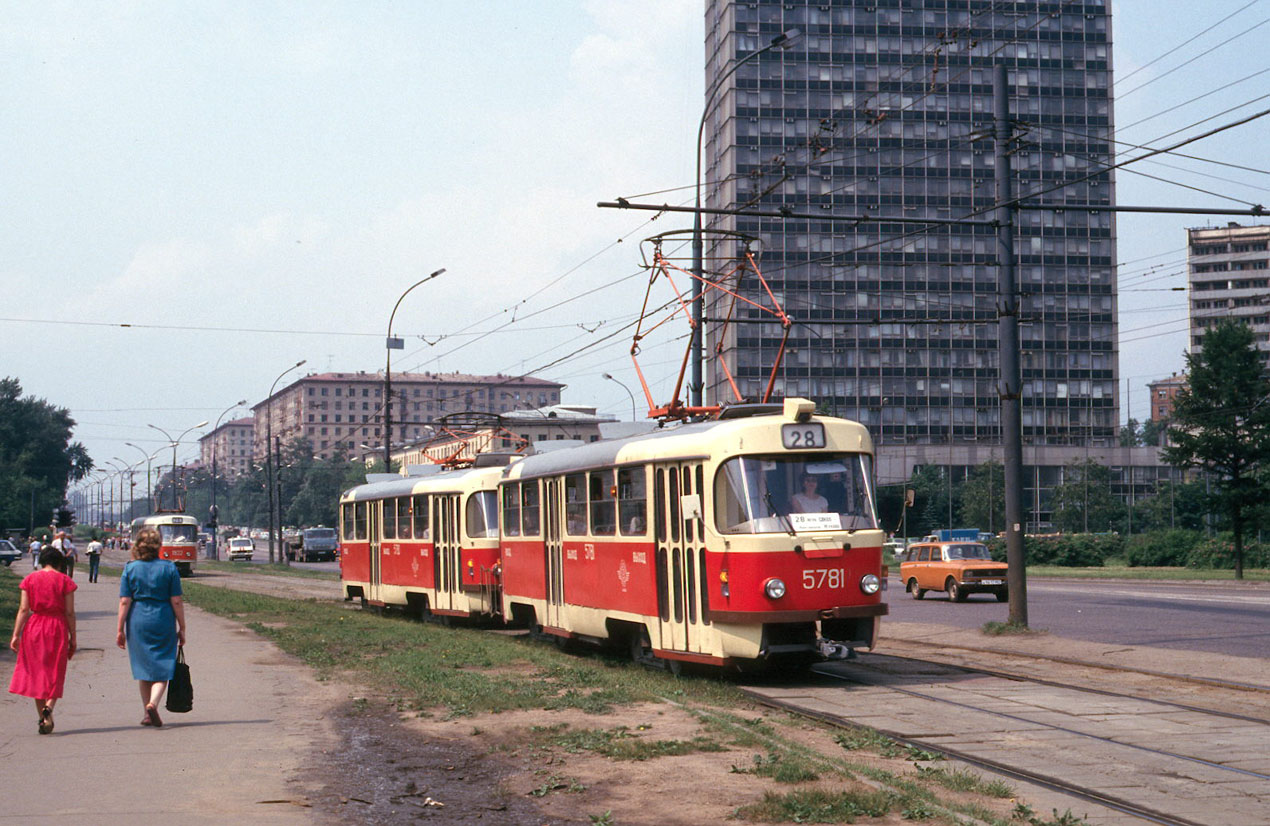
(0, 377, 93, 534)
(958, 460, 1004, 534)
(1164, 320, 1270, 578)
(907, 465, 960, 537)
(1133, 479, 1210, 533)
(1119, 418, 1142, 447)
(1048, 459, 1126, 534)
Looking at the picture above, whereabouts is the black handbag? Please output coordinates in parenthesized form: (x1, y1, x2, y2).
(166, 646, 193, 713)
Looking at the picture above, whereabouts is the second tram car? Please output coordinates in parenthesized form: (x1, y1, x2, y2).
(338, 398, 887, 670)
(130, 513, 200, 577)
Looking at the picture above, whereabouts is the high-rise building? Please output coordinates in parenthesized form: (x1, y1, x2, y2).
(702, 0, 1118, 447)
(198, 417, 255, 478)
(1188, 222, 1270, 360)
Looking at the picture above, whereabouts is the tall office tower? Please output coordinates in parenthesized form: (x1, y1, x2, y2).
(702, 1, 1119, 446)
(1188, 223, 1270, 362)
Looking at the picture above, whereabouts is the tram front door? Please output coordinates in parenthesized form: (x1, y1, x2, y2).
(543, 478, 564, 631)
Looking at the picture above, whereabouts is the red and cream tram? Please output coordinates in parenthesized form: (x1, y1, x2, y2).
(339, 398, 887, 670)
(130, 513, 200, 577)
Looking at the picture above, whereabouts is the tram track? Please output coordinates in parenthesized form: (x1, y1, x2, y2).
(739, 651, 1270, 826)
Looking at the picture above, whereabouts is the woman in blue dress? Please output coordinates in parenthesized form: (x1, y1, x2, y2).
(115, 528, 187, 727)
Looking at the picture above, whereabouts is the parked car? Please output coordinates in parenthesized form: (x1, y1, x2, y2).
(226, 537, 255, 561)
(0, 539, 22, 567)
(899, 540, 1008, 602)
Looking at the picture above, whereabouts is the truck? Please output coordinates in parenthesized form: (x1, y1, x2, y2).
(287, 526, 339, 562)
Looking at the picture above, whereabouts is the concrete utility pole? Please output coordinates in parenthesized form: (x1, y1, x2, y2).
(994, 63, 1028, 627)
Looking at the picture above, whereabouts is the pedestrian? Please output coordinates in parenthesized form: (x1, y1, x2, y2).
(28, 537, 41, 570)
(115, 527, 186, 727)
(60, 535, 77, 579)
(86, 537, 104, 583)
(8, 547, 78, 735)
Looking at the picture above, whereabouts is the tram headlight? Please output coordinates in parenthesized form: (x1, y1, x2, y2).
(859, 574, 881, 595)
(764, 577, 787, 600)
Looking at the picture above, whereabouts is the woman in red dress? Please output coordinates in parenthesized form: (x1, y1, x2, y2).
(8, 547, 78, 734)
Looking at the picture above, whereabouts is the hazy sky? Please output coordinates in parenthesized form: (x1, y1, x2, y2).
(3, 0, 1267, 476)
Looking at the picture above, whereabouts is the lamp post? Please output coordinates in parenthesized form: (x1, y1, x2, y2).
(147, 420, 209, 512)
(603, 373, 639, 421)
(208, 399, 247, 559)
(124, 442, 164, 517)
(691, 29, 800, 408)
(266, 360, 307, 564)
(106, 459, 127, 532)
(385, 267, 446, 468)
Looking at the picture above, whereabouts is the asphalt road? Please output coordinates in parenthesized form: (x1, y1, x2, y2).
(885, 576, 1270, 660)
(204, 537, 341, 574)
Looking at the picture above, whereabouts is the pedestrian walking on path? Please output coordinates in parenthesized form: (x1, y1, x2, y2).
(28, 536, 41, 570)
(8, 547, 78, 735)
(85, 538, 103, 583)
(116, 527, 186, 727)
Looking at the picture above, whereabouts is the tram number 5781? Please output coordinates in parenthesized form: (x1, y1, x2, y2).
(802, 568, 845, 589)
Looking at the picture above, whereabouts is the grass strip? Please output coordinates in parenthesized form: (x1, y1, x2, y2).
(196, 559, 339, 580)
(1027, 565, 1269, 582)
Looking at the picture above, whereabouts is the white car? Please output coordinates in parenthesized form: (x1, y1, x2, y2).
(226, 537, 255, 561)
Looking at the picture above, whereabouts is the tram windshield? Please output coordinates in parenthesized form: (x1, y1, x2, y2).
(714, 453, 878, 535)
(159, 524, 198, 543)
(465, 491, 499, 538)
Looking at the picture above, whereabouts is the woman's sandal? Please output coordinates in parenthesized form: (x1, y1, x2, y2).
(38, 707, 53, 735)
(144, 704, 163, 728)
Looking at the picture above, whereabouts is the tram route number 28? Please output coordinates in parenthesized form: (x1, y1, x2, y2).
(802, 568, 845, 589)
(781, 422, 826, 449)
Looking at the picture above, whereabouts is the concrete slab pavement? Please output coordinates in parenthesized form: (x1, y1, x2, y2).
(1, 568, 341, 824)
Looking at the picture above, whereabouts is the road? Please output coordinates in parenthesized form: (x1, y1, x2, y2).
(206, 537, 340, 574)
(885, 576, 1270, 659)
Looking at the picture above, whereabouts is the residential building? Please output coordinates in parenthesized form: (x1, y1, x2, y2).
(1147, 373, 1186, 423)
(1188, 222, 1270, 360)
(702, 0, 1119, 447)
(391, 405, 624, 468)
(198, 417, 255, 478)
(253, 371, 565, 462)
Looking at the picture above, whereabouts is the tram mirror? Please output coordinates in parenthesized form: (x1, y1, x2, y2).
(680, 493, 703, 523)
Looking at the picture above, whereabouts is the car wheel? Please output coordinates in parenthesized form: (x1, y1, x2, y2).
(947, 578, 966, 602)
(907, 578, 925, 600)
(995, 589, 1009, 603)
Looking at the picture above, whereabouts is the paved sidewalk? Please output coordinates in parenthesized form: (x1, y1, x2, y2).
(1, 568, 341, 824)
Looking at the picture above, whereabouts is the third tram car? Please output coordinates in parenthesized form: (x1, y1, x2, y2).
(130, 513, 200, 577)
(339, 398, 887, 670)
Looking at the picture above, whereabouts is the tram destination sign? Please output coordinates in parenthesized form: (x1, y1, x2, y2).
(781, 422, 825, 449)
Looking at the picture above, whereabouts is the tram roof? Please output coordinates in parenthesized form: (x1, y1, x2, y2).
(341, 464, 499, 502)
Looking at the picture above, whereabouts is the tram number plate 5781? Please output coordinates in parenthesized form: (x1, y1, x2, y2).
(802, 568, 844, 589)
(782, 422, 826, 449)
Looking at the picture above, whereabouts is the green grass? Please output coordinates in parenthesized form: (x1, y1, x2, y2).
(982, 621, 1044, 636)
(538, 724, 727, 761)
(734, 788, 897, 823)
(732, 751, 821, 783)
(1028, 565, 1270, 582)
(0, 565, 20, 627)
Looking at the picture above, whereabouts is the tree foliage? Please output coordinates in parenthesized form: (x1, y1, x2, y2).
(1048, 459, 1126, 534)
(0, 377, 92, 534)
(1163, 320, 1270, 578)
(958, 460, 1004, 534)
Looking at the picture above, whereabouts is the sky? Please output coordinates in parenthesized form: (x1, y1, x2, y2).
(2, 0, 1267, 478)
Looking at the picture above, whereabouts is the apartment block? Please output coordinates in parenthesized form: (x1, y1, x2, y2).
(1188, 223, 1270, 359)
(197, 417, 255, 478)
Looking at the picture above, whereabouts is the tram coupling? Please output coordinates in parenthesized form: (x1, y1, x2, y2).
(817, 639, 856, 660)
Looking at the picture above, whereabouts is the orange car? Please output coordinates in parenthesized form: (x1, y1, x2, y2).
(899, 541, 1008, 602)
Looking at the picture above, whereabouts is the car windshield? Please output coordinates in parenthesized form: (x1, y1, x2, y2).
(944, 544, 992, 560)
(0, 540, 15, 551)
(159, 524, 198, 543)
(230, 538, 252, 547)
(306, 529, 336, 539)
(714, 452, 878, 534)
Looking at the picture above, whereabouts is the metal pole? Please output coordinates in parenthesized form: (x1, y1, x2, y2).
(995, 63, 1028, 627)
(386, 268, 446, 468)
(603, 373, 639, 420)
(275, 435, 286, 567)
(265, 360, 306, 564)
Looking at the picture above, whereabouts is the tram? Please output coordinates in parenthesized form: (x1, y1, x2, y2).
(338, 398, 887, 670)
(130, 513, 200, 577)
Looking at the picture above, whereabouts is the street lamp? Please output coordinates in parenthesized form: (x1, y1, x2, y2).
(147, 420, 209, 511)
(266, 360, 307, 565)
(603, 373, 639, 421)
(106, 459, 127, 532)
(209, 399, 247, 559)
(385, 267, 446, 468)
(125, 442, 164, 516)
(691, 28, 800, 408)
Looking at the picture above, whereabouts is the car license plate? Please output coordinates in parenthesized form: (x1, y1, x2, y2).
(979, 579, 1003, 585)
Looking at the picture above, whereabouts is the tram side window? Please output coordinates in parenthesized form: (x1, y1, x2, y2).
(466, 491, 499, 538)
(522, 481, 541, 535)
(565, 474, 586, 535)
(355, 502, 368, 540)
(412, 494, 429, 540)
(383, 497, 398, 540)
(618, 466, 646, 535)
(502, 485, 521, 537)
(397, 497, 413, 540)
(589, 470, 616, 535)
(341, 503, 355, 542)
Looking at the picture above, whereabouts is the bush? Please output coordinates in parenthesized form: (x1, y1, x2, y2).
(1025, 533, 1123, 567)
(1125, 530, 1203, 567)
(1185, 534, 1270, 569)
